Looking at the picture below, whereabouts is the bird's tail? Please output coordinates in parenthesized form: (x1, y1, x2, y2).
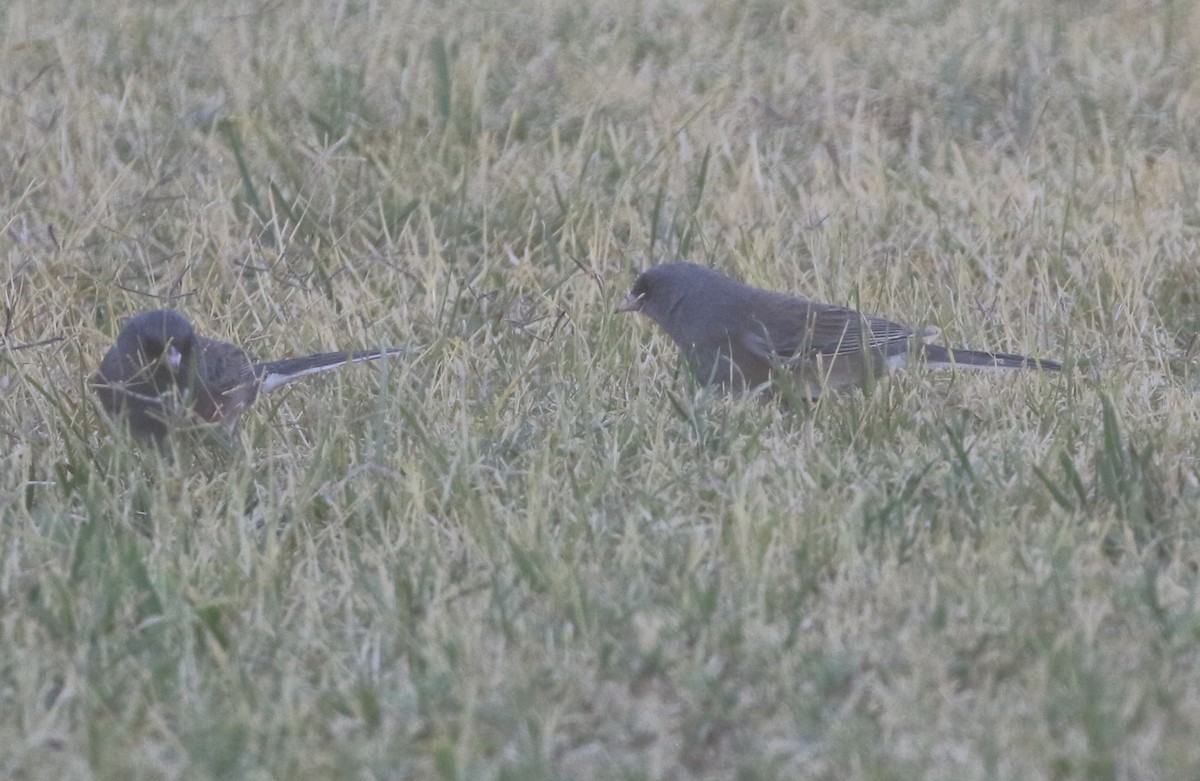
(255, 348, 406, 392)
(921, 343, 1061, 372)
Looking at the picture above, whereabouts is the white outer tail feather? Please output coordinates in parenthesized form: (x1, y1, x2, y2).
(257, 349, 405, 393)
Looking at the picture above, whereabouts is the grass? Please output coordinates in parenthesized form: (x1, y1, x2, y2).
(2, 0, 1200, 777)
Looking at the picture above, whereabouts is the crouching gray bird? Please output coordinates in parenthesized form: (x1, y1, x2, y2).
(92, 310, 404, 441)
(618, 262, 1061, 398)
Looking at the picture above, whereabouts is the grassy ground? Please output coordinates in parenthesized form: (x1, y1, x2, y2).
(2, 0, 1199, 778)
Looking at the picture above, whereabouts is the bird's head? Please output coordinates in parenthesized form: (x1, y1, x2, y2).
(115, 310, 196, 388)
(617, 262, 733, 328)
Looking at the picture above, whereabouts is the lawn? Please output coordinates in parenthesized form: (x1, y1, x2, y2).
(2, 0, 1199, 778)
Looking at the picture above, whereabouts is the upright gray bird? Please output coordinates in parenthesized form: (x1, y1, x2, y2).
(618, 262, 1061, 398)
(92, 310, 403, 441)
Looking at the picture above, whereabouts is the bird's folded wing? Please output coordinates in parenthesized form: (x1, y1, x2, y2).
(742, 300, 915, 362)
(194, 338, 257, 394)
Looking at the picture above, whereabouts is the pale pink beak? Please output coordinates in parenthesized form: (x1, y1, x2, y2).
(166, 344, 183, 369)
(616, 292, 644, 313)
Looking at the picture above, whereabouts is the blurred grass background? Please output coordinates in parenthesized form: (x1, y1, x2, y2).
(2, 0, 1199, 778)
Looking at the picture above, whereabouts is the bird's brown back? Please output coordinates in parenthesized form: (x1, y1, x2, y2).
(188, 337, 259, 427)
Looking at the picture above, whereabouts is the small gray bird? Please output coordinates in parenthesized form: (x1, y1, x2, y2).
(618, 262, 1061, 398)
(92, 310, 403, 441)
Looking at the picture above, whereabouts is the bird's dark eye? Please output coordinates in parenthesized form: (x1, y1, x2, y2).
(139, 334, 182, 365)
